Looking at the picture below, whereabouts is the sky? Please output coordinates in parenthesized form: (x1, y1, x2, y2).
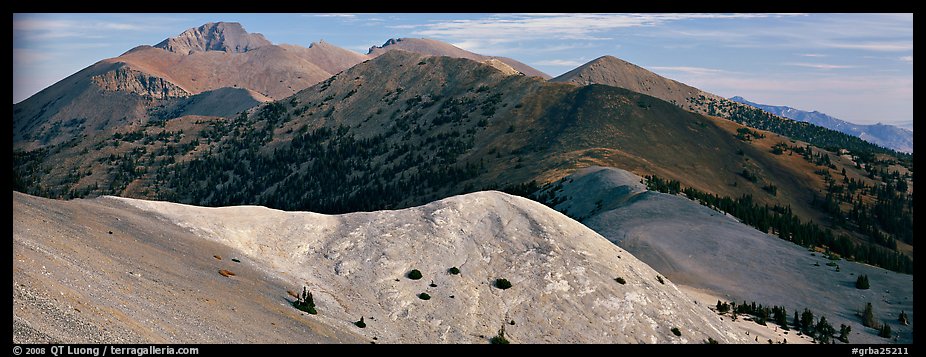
(12, 13, 913, 128)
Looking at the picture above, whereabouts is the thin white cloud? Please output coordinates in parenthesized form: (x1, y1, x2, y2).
(56, 42, 112, 50)
(412, 13, 802, 43)
(900, 55, 913, 63)
(104, 23, 146, 31)
(650, 66, 729, 76)
(645, 14, 911, 55)
(13, 48, 55, 63)
(308, 13, 357, 19)
(14, 17, 174, 43)
(798, 53, 826, 57)
(514, 43, 600, 53)
(386, 24, 419, 30)
(825, 42, 912, 52)
(14, 18, 148, 32)
(449, 39, 498, 54)
(14, 18, 79, 31)
(534, 59, 584, 67)
(786, 62, 857, 70)
(449, 39, 600, 57)
(410, 14, 756, 57)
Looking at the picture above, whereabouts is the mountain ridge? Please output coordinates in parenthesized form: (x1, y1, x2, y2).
(730, 96, 913, 153)
(552, 55, 909, 160)
(368, 38, 551, 79)
(551, 55, 722, 107)
(14, 49, 900, 235)
(12, 23, 361, 150)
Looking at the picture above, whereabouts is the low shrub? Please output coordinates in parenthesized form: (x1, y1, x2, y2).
(495, 278, 512, 290)
(490, 325, 509, 344)
(408, 269, 423, 280)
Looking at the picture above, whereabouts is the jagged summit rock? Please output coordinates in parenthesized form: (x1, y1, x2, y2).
(375, 38, 402, 49)
(154, 22, 272, 54)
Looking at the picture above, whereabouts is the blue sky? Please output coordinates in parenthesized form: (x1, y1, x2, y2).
(12, 13, 913, 128)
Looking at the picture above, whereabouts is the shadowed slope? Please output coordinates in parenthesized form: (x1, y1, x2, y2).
(541, 166, 914, 344)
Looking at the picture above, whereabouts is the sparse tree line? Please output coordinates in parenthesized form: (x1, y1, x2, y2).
(704, 99, 914, 253)
(715, 300, 846, 343)
(13, 73, 515, 215)
(716, 298, 902, 343)
(643, 175, 912, 274)
(784, 143, 914, 249)
(689, 95, 912, 167)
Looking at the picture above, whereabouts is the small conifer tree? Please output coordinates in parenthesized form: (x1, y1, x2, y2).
(862, 302, 876, 328)
(855, 275, 870, 289)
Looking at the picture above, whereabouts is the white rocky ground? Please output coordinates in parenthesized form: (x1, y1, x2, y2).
(119, 191, 752, 343)
(13, 192, 362, 344)
(546, 166, 914, 344)
(14, 190, 751, 343)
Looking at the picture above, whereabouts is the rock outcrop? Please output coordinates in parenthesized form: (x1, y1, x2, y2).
(90, 64, 191, 99)
(154, 22, 271, 54)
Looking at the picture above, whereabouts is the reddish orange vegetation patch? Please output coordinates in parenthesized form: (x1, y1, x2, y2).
(213, 255, 222, 260)
(218, 269, 235, 277)
(287, 290, 300, 299)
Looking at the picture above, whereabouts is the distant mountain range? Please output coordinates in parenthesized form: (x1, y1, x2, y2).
(730, 96, 913, 153)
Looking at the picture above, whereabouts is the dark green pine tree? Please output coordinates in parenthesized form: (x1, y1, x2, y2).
(862, 303, 876, 328)
(856, 274, 870, 289)
(815, 316, 835, 344)
(879, 323, 892, 338)
(800, 309, 815, 334)
(774, 306, 789, 330)
(838, 324, 851, 343)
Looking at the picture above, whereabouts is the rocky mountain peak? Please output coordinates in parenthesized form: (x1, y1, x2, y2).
(154, 22, 271, 54)
(307, 39, 327, 48)
(368, 38, 402, 53)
